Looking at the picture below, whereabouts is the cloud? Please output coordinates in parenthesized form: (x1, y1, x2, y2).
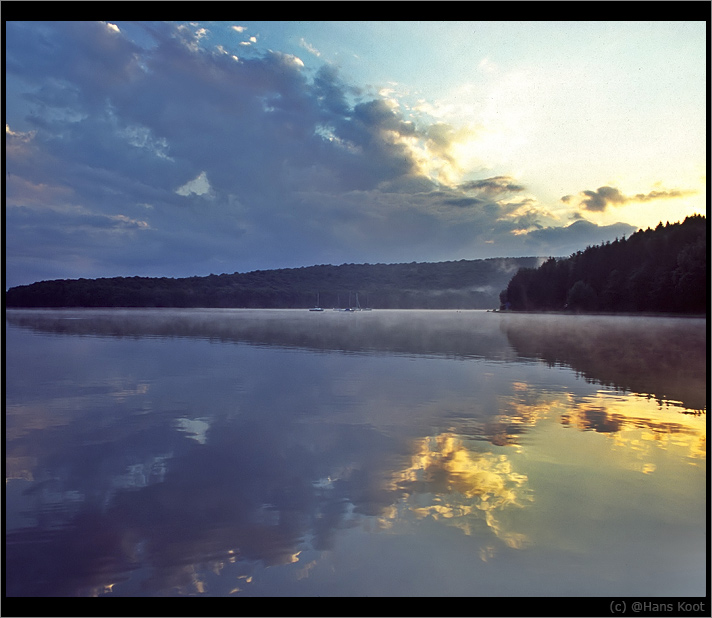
(632, 189, 695, 202)
(299, 38, 321, 57)
(563, 185, 696, 212)
(176, 171, 212, 197)
(460, 176, 526, 198)
(521, 219, 637, 257)
(442, 196, 488, 209)
(574, 186, 627, 212)
(3, 21, 651, 288)
(312, 65, 353, 117)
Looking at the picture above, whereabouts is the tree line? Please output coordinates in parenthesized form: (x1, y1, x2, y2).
(7, 216, 705, 313)
(499, 215, 707, 314)
(5, 257, 539, 310)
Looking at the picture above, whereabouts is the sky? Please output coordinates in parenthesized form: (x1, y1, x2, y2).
(4, 20, 707, 288)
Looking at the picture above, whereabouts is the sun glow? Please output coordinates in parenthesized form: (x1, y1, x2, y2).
(394, 123, 486, 188)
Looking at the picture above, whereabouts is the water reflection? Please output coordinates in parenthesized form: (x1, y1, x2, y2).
(499, 312, 707, 412)
(562, 390, 707, 467)
(6, 308, 706, 412)
(4, 309, 706, 597)
(394, 433, 532, 548)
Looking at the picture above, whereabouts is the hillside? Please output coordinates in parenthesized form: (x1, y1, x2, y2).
(499, 215, 707, 314)
(5, 257, 540, 310)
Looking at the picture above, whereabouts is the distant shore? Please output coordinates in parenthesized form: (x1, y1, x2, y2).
(6, 305, 706, 319)
(491, 309, 707, 319)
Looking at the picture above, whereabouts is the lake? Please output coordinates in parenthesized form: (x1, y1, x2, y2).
(4, 309, 707, 603)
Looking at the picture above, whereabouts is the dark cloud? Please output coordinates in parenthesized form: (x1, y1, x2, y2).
(459, 176, 526, 198)
(632, 189, 694, 202)
(578, 186, 627, 212)
(6, 21, 144, 110)
(312, 65, 355, 116)
(443, 196, 488, 208)
(564, 185, 696, 213)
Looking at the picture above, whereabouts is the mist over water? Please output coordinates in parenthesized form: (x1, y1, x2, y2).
(5, 309, 707, 599)
(7, 309, 705, 410)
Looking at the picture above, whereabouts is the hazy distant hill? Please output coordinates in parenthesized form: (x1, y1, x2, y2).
(5, 257, 540, 310)
(500, 215, 707, 314)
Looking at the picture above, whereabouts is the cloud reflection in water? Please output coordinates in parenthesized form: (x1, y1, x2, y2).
(4, 309, 706, 597)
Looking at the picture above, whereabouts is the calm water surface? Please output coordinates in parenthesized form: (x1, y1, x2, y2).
(4, 309, 707, 598)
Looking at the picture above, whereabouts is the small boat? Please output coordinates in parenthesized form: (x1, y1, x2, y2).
(309, 293, 324, 311)
(331, 292, 356, 311)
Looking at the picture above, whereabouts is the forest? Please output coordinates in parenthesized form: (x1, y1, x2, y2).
(6, 216, 706, 313)
(499, 215, 707, 314)
(4, 257, 539, 310)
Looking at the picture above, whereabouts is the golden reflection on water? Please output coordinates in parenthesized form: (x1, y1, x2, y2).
(366, 382, 706, 564)
(562, 389, 706, 467)
(375, 433, 533, 554)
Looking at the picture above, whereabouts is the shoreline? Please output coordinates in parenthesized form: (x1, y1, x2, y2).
(6, 306, 707, 319)
(491, 309, 707, 319)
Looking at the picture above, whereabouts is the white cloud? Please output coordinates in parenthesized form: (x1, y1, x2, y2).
(299, 38, 321, 57)
(120, 124, 173, 160)
(176, 172, 212, 197)
(6, 124, 35, 141)
(109, 214, 150, 229)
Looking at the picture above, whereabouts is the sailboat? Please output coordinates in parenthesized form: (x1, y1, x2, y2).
(309, 293, 324, 311)
(339, 292, 355, 312)
(351, 291, 373, 310)
(333, 294, 350, 311)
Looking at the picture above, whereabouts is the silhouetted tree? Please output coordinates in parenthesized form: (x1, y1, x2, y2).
(501, 215, 706, 314)
(566, 280, 599, 312)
